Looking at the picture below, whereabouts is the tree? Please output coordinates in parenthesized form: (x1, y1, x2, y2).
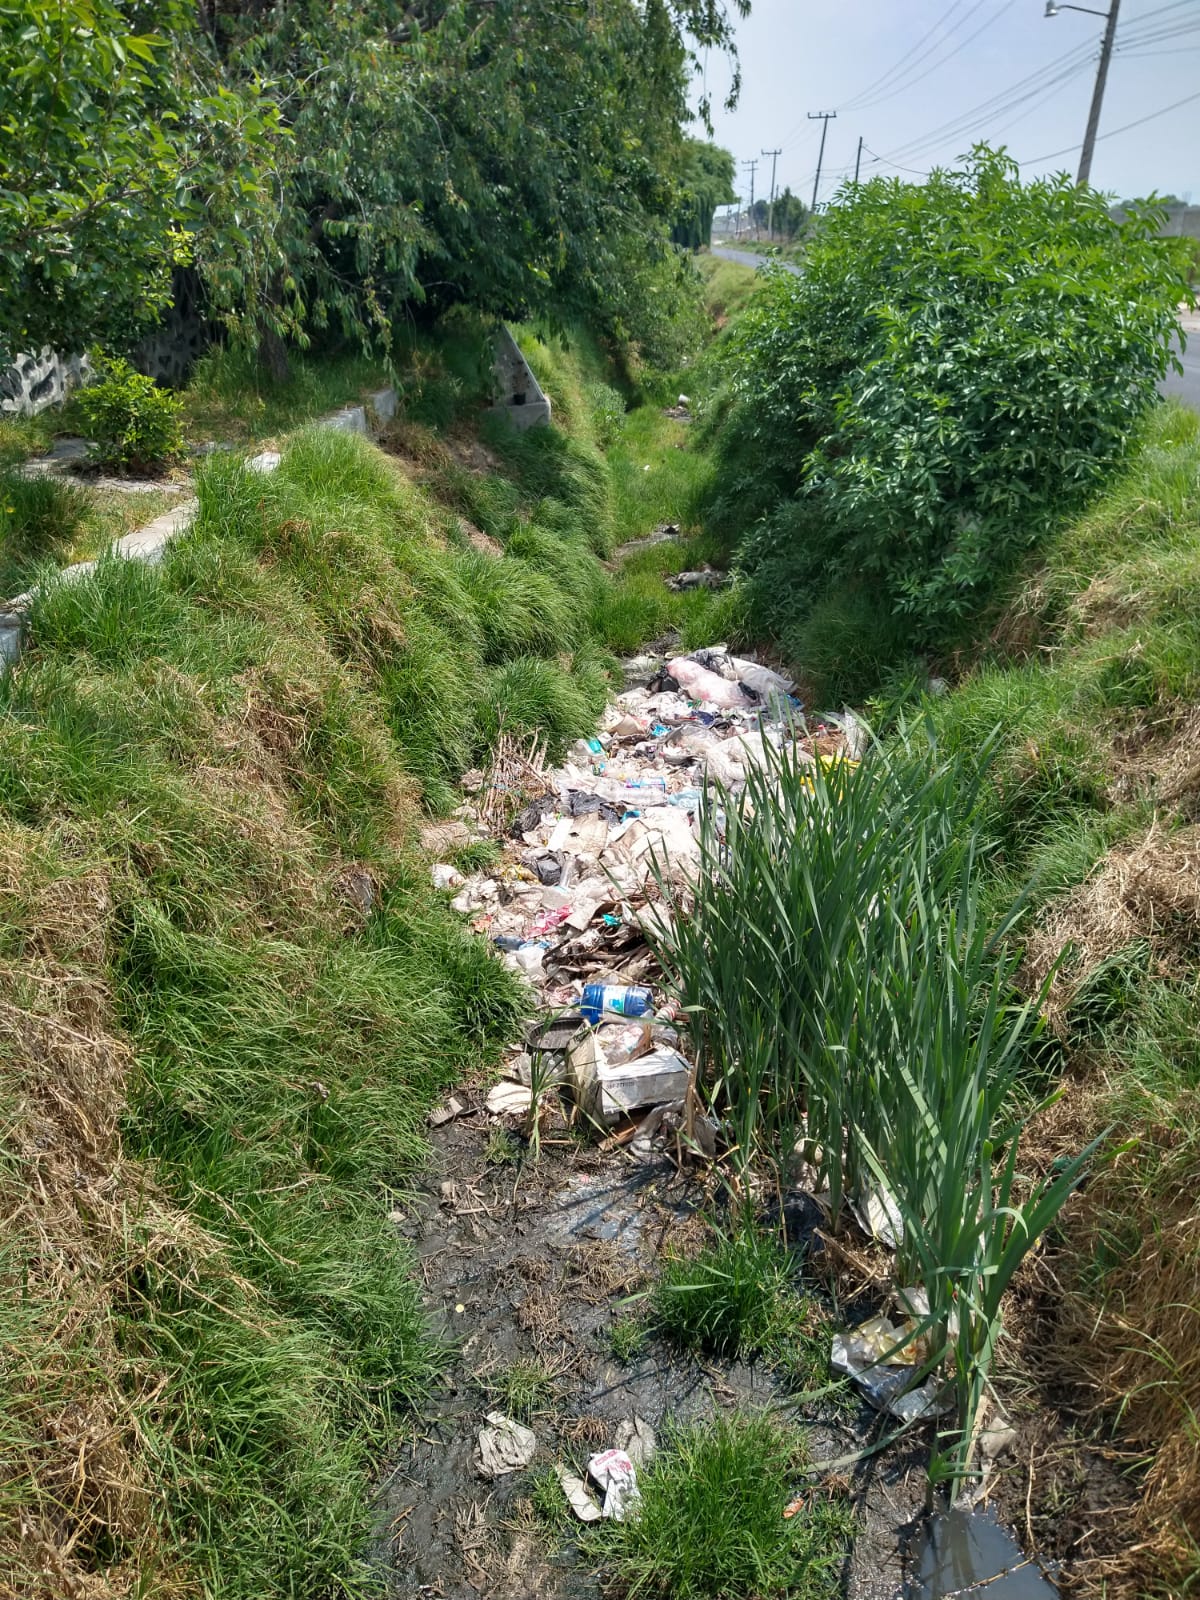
(773, 187, 808, 241)
(199, 0, 749, 365)
(0, 0, 281, 364)
(671, 141, 737, 249)
(710, 148, 1190, 662)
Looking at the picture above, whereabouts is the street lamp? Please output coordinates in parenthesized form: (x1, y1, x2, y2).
(1045, 0, 1120, 187)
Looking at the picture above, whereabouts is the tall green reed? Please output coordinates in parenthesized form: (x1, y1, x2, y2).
(650, 717, 1095, 1492)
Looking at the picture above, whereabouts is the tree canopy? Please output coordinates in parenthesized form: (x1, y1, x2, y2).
(1, 0, 750, 368)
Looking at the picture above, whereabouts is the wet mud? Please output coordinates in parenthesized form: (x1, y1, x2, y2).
(374, 1096, 944, 1600)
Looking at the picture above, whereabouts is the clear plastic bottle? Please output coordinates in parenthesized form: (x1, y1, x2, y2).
(580, 982, 653, 1024)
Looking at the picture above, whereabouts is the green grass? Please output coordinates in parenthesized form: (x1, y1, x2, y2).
(0, 411, 53, 468)
(0, 470, 187, 598)
(882, 400, 1200, 1589)
(0, 407, 658, 1600)
(0, 469, 92, 594)
(609, 1315, 649, 1363)
(694, 254, 764, 321)
(481, 1359, 560, 1420)
(0, 307, 735, 1600)
(653, 1226, 798, 1361)
(596, 1412, 852, 1600)
(179, 344, 391, 445)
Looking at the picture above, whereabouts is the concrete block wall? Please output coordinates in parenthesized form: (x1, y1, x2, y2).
(488, 326, 551, 431)
(0, 350, 89, 416)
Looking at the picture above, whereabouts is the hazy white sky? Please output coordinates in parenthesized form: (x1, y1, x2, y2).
(700, 0, 1200, 208)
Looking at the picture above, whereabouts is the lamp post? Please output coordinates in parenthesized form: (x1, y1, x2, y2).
(1045, 0, 1120, 187)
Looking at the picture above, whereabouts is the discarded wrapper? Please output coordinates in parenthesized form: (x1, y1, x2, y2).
(830, 1315, 950, 1423)
(475, 1411, 536, 1478)
(586, 1447, 640, 1521)
(485, 1080, 534, 1116)
(557, 1466, 603, 1523)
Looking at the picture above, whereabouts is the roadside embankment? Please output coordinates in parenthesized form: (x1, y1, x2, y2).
(0, 321, 724, 1600)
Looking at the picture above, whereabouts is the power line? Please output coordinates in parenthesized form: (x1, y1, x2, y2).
(1021, 84, 1200, 165)
(878, 40, 1098, 163)
(835, 0, 974, 112)
(845, 0, 1020, 115)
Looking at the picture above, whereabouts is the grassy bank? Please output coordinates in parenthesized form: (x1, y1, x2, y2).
(915, 400, 1200, 1594)
(0, 311, 727, 1599)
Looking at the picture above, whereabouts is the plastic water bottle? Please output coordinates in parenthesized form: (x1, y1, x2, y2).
(580, 983, 653, 1025)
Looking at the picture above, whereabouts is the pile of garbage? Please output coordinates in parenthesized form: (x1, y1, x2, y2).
(424, 644, 862, 1146)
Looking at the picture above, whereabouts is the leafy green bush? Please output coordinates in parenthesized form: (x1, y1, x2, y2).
(79, 358, 184, 472)
(711, 148, 1190, 677)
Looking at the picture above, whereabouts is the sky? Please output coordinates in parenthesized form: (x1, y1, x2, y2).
(699, 0, 1200, 211)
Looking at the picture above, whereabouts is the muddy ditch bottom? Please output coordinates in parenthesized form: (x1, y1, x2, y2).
(373, 1105, 934, 1600)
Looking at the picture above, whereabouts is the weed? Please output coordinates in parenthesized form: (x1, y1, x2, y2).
(181, 344, 389, 445)
(483, 1359, 559, 1420)
(652, 726, 1095, 1490)
(609, 1316, 649, 1363)
(478, 655, 608, 761)
(653, 1225, 797, 1361)
(528, 1464, 577, 1534)
(597, 1411, 851, 1600)
(452, 838, 501, 874)
(485, 1127, 521, 1167)
(0, 469, 91, 594)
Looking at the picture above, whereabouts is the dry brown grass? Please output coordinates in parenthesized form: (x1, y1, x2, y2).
(1017, 802, 1200, 1595)
(1023, 818, 1200, 1030)
(0, 827, 193, 1599)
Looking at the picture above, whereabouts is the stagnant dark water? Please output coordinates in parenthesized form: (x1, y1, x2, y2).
(905, 1508, 1058, 1599)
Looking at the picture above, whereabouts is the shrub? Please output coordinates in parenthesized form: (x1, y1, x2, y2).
(79, 357, 184, 472)
(713, 147, 1190, 671)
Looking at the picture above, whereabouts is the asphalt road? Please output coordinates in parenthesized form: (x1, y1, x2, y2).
(1162, 311, 1200, 411)
(709, 244, 802, 276)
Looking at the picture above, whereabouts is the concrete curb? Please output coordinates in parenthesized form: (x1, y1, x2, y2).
(0, 388, 398, 668)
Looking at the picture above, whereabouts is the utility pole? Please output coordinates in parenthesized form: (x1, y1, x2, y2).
(761, 147, 782, 239)
(1044, 1, 1120, 187)
(808, 111, 836, 213)
(853, 135, 864, 186)
(742, 158, 758, 236)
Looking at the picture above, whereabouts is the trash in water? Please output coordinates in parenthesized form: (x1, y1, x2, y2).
(903, 1507, 1058, 1598)
(831, 1315, 950, 1423)
(440, 636, 863, 1146)
(586, 1447, 641, 1521)
(475, 1411, 537, 1478)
